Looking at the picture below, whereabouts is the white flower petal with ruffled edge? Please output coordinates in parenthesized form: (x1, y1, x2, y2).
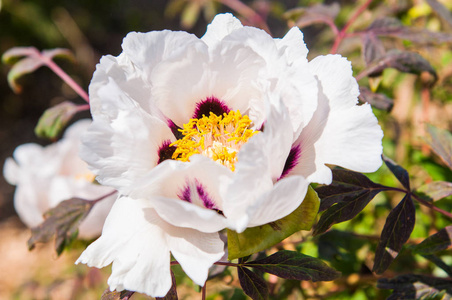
(76, 197, 224, 297)
(288, 55, 383, 184)
(81, 79, 174, 193)
(130, 156, 233, 233)
(221, 25, 318, 134)
(201, 13, 243, 47)
(274, 27, 309, 66)
(89, 54, 165, 120)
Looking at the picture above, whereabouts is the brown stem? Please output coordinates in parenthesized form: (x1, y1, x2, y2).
(411, 192, 452, 219)
(202, 282, 207, 300)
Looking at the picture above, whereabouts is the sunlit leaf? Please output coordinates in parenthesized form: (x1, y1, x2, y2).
(360, 50, 438, 85)
(237, 266, 268, 300)
(377, 274, 452, 299)
(426, 0, 452, 29)
(156, 271, 178, 300)
(34, 101, 80, 139)
(313, 169, 386, 236)
(284, 3, 339, 29)
(411, 225, 452, 255)
(425, 124, 452, 170)
(28, 197, 96, 255)
(367, 17, 452, 44)
(42, 48, 75, 61)
(228, 186, 320, 260)
(244, 250, 341, 282)
(382, 155, 410, 190)
(101, 290, 134, 300)
(359, 86, 393, 111)
(2, 46, 36, 64)
(417, 181, 452, 201)
(373, 194, 416, 274)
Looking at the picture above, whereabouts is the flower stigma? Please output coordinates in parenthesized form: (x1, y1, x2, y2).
(170, 110, 259, 171)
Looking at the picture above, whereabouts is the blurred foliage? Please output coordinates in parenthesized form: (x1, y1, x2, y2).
(1, 0, 452, 299)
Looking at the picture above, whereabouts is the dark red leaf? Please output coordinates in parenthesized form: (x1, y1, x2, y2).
(382, 155, 410, 190)
(417, 181, 452, 201)
(28, 198, 96, 255)
(359, 50, 437, 85)
(377, 274, 452, 299)
(421, 254, 452, 277)
(411, 225, 452, 255)
(362, 33, 386, 67)
(425, 124, 452, 170)
(244, 250, 341, 282)
(237, 266, 268, 300)
(373, 194, 416, 274)
(367, 17, 452, 44)
(313, 169, 386, 236)
(359, 86, 393, 111)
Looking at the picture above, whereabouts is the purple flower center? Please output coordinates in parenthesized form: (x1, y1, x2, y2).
(193, 96, 230, 119)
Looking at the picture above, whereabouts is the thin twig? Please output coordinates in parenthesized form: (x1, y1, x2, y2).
(330, 0, 373, 54)
(92, 190, 118, 205)
(30, 48, 90, 103)
(202, 282, 207, 300)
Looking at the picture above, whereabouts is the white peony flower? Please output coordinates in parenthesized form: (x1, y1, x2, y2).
(3, 119, 116, 239)
(77, 13, 383, 297)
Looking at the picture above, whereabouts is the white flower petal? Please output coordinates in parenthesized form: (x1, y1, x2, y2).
(248, 175, 310, 227)
(275, 27, 309, 65)
(81, 80, 174, 193)
(309, 54, 360, 110)
(77, 197, 223, 297)
(289, 59, 383, 183)
(202, 13, 243, 47)
(130, 156, 233, 232)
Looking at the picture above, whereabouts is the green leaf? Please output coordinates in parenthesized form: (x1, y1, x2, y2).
(417, 181, 452, 201)
(28, 197, 96, 255)
(383, 155, 411, 190)
(373, 194, 416, 274)
(42, 48, 75, 62)
(411, 225, 452, 255)
(425, 124, 452, 170)
(34, 101, 80, 139)
(313, 169, 386, 236)
(244, 250, 341, 282)
(237, 266, 268, 300)
(227, 186, 320, 260)
(101, 290, 134, 300)
(377, 274, 452, 299)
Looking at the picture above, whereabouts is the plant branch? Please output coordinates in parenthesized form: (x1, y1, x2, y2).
(411, 192, 452, 219)
(202, 282, 207, 300)
(330, 0, 373, 54)
(29, 48, 90, 103)
(92, 190, 118, 205)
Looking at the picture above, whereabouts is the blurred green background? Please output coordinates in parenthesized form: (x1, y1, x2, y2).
(0, 0, 451, 299)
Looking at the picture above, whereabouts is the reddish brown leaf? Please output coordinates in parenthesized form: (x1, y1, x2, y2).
(28, 198, 96, 255)
(373, 195, 416, 274)
(359, 86, 393, 111)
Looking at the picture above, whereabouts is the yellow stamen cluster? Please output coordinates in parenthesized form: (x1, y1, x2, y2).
(171, 110, 258, 171)
(75, 172, 96, 183)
